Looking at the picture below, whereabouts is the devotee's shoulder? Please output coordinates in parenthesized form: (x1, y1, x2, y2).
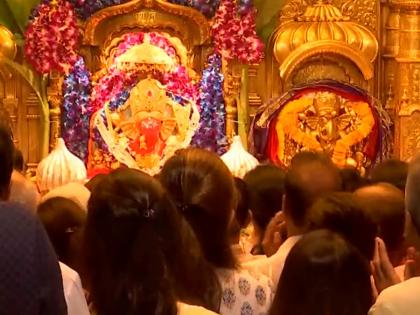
(59, 262, 90, 315)
(217, 267, 273, 315)
(369, 277, 420, 315)
(177, 303, 219, 315)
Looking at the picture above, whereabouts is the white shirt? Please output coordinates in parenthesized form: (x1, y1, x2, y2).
(217, 268, 273, 315)
(369, 277, 420, 315)
(243, 235, 302, 288)
(177, 302, 218, 315)
(59, 262, 90, 315)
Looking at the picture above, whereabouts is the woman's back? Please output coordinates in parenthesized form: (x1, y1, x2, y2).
(84, 169, 220, 315)
(218, 268, 273, 315)
(160, 149, 273, 315)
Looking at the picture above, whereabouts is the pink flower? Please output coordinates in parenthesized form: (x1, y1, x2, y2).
(25, 0, 80, 74)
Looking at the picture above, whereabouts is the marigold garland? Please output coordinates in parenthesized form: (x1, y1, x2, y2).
(276, 96, 375, 166)
(25, 0, 80, 74)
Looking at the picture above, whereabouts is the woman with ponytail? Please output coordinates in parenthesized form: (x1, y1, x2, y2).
(83, 168, 220, 315)
(160, 149, 273, 315)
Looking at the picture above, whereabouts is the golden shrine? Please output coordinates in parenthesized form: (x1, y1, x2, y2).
(1, 0, 420, 178)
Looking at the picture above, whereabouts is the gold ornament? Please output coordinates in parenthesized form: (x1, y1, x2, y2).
(0, 25, 17, 60)
(272, 0, 378, 81)
(276, 91, 375, 169)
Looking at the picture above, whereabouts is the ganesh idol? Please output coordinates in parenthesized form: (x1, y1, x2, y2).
(250, 81, 392, 174)
(88, 77, 199, 175)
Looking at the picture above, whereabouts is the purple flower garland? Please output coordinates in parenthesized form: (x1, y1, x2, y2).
(168, 0, 221, 18)
(192, 52, 228, 155)
(62, 56, 92, 161)
(70, 0, 130, 19)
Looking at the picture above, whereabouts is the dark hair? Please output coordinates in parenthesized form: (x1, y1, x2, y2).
(13, 149, 25, 172)
(370, 159, 408, 192)
(407, 157, 420, 236)
(84, 168, 221, 315)
(0, 123, 14, 200)
(233, 177, 250, 228)
(355, 183, 405, 262)
(270, 230, 373, 315)
(307, 192, 377, 260)
(160, 148, 237, 269)
(243, 165, 285, 231)
(37, 197, 86, 269)
(284, 152, 342, 228)
(85, 174, 107, 192)
(339, 167, 368, 192)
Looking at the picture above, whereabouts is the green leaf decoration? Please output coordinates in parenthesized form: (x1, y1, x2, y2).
(254, 0, 287, 43)
(1, 0, 41, 34)
(0, 1, 20, 33)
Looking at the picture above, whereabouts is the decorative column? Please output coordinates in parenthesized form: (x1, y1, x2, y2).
(222, 59, 242, 138)
(47, 72, 63, 151)
(392, 0, 420, 160)
(382, 0, 400, 118)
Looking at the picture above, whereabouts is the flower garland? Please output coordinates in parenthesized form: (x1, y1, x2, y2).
(163, 66, 199, 102)
(212, 0, 264, 64)
(276, 96, 376, 167)
(192, 52, 228, 154)
(168, 0, 221, 18)
(89, 68, 138, 113)
(62, 56, 92, 161)
(332, 102, 375, 167)
(25, 0, 80, 74)
(70, 0, 130, 19)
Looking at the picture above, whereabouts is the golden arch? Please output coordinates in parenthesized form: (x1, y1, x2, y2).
(279, 40, 375, 82)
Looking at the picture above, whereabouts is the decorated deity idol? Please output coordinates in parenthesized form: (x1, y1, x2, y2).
(90, 77, 199, 175)
(250, 81, 392, 173)
(86, 31, 200, 176)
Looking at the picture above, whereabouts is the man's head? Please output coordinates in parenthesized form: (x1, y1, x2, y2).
(284, 152, 342, 235)
(370, 159, 408, 193)
(0, 123, 14, 200)
(340, 167, 368, 192)
(307, 192, 377, 261)
(9, 171, 40, 214)
(244, 164, 285, 236)
(354, 183, 405, 265)
(13, 149, 25, 173)
(406, 156, 420, 239)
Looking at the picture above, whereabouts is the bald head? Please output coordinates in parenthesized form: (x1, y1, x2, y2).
(285, 152, 342, 230)
(9, 171, 40, 214)
(355, 183, 405, 253)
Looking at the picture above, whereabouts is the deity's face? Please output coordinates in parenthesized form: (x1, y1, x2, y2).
(309, 93, 341, 146)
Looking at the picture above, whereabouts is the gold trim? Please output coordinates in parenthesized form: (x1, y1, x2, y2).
(83, 0, 210, 47)
(279, 41, 375, 81)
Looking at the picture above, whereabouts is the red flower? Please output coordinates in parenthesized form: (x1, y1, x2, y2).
(25, 0, 80, 74)
(212, 0, 264, 64)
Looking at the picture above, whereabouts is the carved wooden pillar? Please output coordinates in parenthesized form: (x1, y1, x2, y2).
(2, 96, 19, 143)
(382, 0, 400, 118)
(392, 0, 420, 160)
(47, 72, 63, 151)
(222, 59, 242, 139)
